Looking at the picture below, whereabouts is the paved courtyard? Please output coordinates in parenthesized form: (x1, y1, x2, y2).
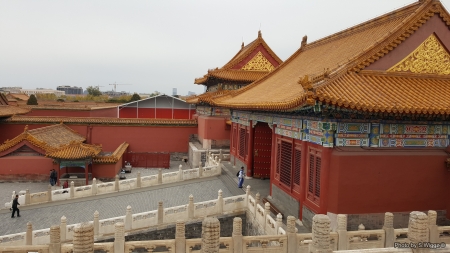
(1, 177, 233, 235)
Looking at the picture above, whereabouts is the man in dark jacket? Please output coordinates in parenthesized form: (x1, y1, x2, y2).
(11, 195, 20, 218)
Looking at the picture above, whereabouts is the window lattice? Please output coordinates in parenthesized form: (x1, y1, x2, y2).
(279, 141, 292, 187)
(276, 143, 281, 175)
(245, 131, 249, 157)
(308, 154, 314, 194)
(238, 128, 246, 157)
(293, 149, 301, 186)
(315, 156, 321, 197)
(232, 127, 237, 151)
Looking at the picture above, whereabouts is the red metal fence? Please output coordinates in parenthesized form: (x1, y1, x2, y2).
(123, 152, 170, 168)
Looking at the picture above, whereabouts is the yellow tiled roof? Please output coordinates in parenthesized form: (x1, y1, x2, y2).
(93, 142, 129, 163)
(186, 89, 234, 105)
(215, 1, 448, 111)
(316, 71, 450, 114)
(194, 31, 283, 85)
(46, 142, 102, 160)
(4, 115, 197, 126)
(0, 106, 30, 117)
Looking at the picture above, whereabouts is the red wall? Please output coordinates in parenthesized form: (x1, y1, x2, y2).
(327, 148, 448, 214)
(119, 107, 195, 119)
(0, 156, 54, 181)
(198, 115, 230, 140)
(26, 108, 117, 118)
(0, 123, 197, 153)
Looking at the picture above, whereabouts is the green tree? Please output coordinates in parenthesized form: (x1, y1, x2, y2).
(86, 86, 102, 96)
(27, 94, 38, 105)
(129, 93, 141, 102)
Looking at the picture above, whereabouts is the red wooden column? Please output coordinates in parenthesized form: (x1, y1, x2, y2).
(56, 162, 61, 186)
(299, 140, 308, 219)
(270, 125, 277, 196)
(318, 147, 332, 214)
(447, 169, 450, 219)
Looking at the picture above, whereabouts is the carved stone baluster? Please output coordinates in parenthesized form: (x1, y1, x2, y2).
(114, 222, 125, 253)
(125, 205, 132, 230)
(428, 210, 438, 243)
(310, 214, 332, 253)
(93, 211, 99, 236)
(175, 220, 185, 253)
(408, 211, 429, 253)
(287, 216, 298, 252)
(383, 212, 394, 247)
(50, 225, 61, 253)
(60, 216, 67, 242)
(337, 214, 348, 250)
(217, 189, 223, 215)
(188, 195, 194, 219)
(232, 217, 243, 253)
(26, 222, 32, 245)
(201, 217, 220, 253)
(73, 222, 94, 253)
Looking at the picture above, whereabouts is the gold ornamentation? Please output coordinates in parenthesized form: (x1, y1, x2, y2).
(241, 52, 274, 71)
(388, 34, 450, 75)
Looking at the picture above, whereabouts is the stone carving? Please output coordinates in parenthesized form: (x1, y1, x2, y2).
(233, 217, 242, 236)
(311, 214, 331, 252)
(428, 210, 437, 225)
(241, 52, 275, 71)
(101, 219, 124, 227)
(73, 222, 94, 253)
(176, 220, 185, 238)
(196, 202, 216, 210)
(383, 212, 394, 229)
(50, 225, 60, 243)
(0, 234, 25, 243)
(201, 217, 220, 253)
(165, 206, 187, 215)
(408, 211, 428, 244)
(133, 212, 156, 221)
(287, 216, 296, 233)
(337, 214, 347, 231)
(388, 34, 450, 75)
(34, 230, 50, 238)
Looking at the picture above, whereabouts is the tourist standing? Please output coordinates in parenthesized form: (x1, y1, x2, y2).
(52, 169, 58, 186)
(49, 170, 54, 186)
(238, 167, 245, 188)
(11, 195, 20, 218)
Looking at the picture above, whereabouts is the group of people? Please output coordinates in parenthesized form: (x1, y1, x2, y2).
(49, 169, 58, 186)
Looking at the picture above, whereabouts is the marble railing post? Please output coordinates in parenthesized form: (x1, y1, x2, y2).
(408, 211, 429, 253)
(217, 190, 223, 215)
(254, 193, 260, 216)
(26, 222, 32, 245)
(188, 195, 194, 219)
(219, 149, 223, 161)
(275, 213, 283, 235)
(428, 210, 438, 243)
(201, 217, 220, 253)
(25, 189, 30, 205)
(310, 214, 332, 253)
(73, 222, 94, 253)
(70, 182, 75, 198)
(217, 159, 222, 174)
(49, 225, 61, 253)
(114, 175, 119, 191)
(114, 222, 125, 253)
(175, 220, 186, 253)
(92, 178, 97, 195)
(337, 214, 348, 250)
(60, 216, 67, 242)
(158, 201, 164, 225)
(245, 185, 251, 206)
(232, 217, 243, 253)
(264, 202, 270, 232)
(93, 211, 99, 236)
(287, 216, 298, 253)
(179, 164, 183, 181)
(137, 172, 141, 188)
(125, 205, 132, 230)
(199, 164, 203, 177)
(383, 212, 395, 247)
(158, 169, 163, 184)
(48, 185, 52, 202)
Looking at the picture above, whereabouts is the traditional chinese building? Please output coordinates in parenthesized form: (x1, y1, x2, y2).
(0, 123, 128, 184)
(187, 31, 283, 149)
(198, 0, 450, 228)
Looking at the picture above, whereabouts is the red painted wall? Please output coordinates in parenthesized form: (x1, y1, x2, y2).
(0, 156, 54, 181)
(119, 107, 195, 119)
(197, 115, 230, 140)
(26, 108, 117, 118)
(0, 123, 197, 153)
(327, 148, 448, 214)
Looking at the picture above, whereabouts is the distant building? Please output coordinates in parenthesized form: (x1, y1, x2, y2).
(103, 90, 129, 97)
(57, 86, 83, 95)
(172, 88, 177, 96)
(0, 87, 22, 93)
(188, 91, 196, 96)
(20, 88, 65, 97)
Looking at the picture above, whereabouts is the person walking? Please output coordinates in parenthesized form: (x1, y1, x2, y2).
(52, 169, 58, 186)
(238, 167, 245, 188)
(49, 169, 54, 186)
(11, 195, 20, 218)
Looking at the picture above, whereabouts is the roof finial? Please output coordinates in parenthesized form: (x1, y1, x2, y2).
(301, 35, 308, 48)
(258, 30, 262, 38)
(241, 41, 244, 49)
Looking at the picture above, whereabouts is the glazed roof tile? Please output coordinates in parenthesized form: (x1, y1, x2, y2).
(0, 93, 8, 105)
(214, 1, 449, 111)
(93, 142, 129, 163)
(0, 106, 30, 117)
(316, 71, 450, 114)
(194, 31, 283, 85)
(2, 115, 197, 126)
(186, 89, 234, 105)
(46, 142, 102, 160)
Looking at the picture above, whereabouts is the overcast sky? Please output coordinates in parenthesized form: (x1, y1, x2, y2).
(1, 0, 449, 96)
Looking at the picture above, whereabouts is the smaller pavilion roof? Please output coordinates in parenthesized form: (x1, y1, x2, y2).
(93, 142, 129, 163)
(46, 142, 102, 160)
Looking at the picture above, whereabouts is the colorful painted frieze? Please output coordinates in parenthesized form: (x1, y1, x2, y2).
(274, 117, 302, 129)
(251, 114, 273, 125)
(379, 138, 449, 147)
(336, 138, 370, 147)
(381, 124, 447, 134)
(305, 120, 321, 131)
(305, 134, 323, 146)
(275, 127, 302, 140)
(337, 123, 370, 133)
(196, 106, 212, 116)
(212, 107, 231, 116)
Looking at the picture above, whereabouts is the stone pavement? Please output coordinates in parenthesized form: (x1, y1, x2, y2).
(0, 177, 233, 235)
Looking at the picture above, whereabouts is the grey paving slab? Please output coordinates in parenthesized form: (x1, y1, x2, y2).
(0, 182, 50, 208)
(1, 178, 233, 235)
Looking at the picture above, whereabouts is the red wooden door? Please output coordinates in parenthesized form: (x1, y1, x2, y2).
(252, 122, 272, 179)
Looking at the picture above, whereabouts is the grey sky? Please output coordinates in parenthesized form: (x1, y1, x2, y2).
(1, 0, 449, 96)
